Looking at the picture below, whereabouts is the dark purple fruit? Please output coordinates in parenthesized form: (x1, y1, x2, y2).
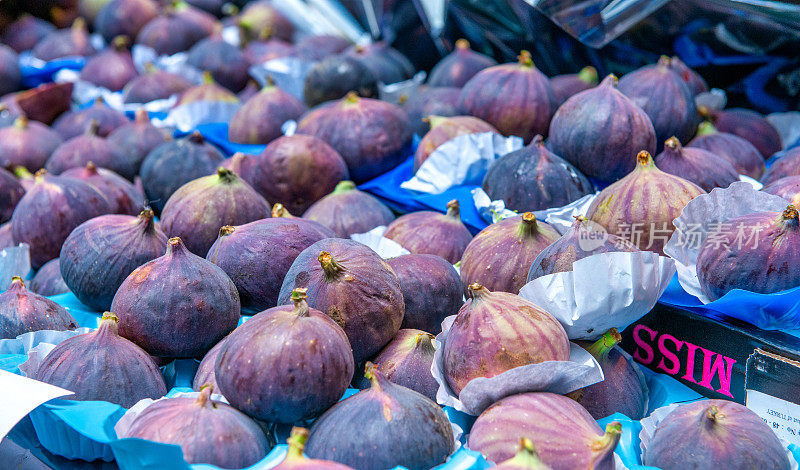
(79, 36, 138, 91)
(30, 259, 70, 296)
(0, 116, 62, 172)
(122, 68, 193, 104)
(175, 71, 240, 106)
(186, 37, 251, 92)
(107, 109, 169, 175)
(415, 115, 497, 171)
(667, 56, 708, 96)
(384, 199, 472, 264)
(111, 237, 240, 357)
(33, 18, 97, 61)
(237, 1, 294, 43)
(52, 99, 129, 140)
(172, 1, 220, 37)
(273, 427, 354, 470)
(363, 329, 438, 401)
(0, 276, 77, 339)
(761, 146, 800, 185)
(62, 162, 145, 215)
(550, 66, 598, 105)
(0, 45, 20, 97)
(702, 107, 782, 158)
(228, 80, 308, 144)
(34, 312, 167, 407)
(688, 121, 765, 179)
(302, 181, 395, 238)
(401, 86, 462, 137)
(655, 136, 738, 192)
(136, 11, 206, 56)
(192, 336, 225, 392)
(302, 56, 379, 107)
(46, 120, 136, 180)
(0, 167, 24, 224)
(94, 0, 159, 43)
(763, 176, 800, 206)
(428, 39, 497, 88)
(345, 42, 413, 85)
(2, 14, 55, 53)
(243, 36, 294, 64)
(293, 35, 350, 61)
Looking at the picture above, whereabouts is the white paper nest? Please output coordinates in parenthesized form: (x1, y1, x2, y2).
(350, 226, 410, 259)
(0, 328, 93, 378)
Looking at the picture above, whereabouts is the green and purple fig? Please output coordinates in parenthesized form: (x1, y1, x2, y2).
(79, 36, 138, 91)
(401, 86, 462, 136)
(186, 37, 251, 92)
(32, 18, 97, 61)
(0, 167, 24, 224)
(30, 259, 70, 296)
(34, 312, 166, 407)
(302, 56, 379, 107)
(701, 107, 782, 158)
(62, 162, 145, 215)
(192, 336, 226, 392)
(228, 80, 307, 144)
(494, 438, 551, 470)
(175, 71, 240, 106)
(273, 427, 354, 470)
(111, 237, 240, 357)
(344, 42, 414, 85)
(667, 56, 708, 96)
(0, 116, 62, 172)
(107, 109, 169, 174)
(442, 284, 569, 395)
(587, 151, 705, 255)
(237, 1, 294, 43)
(278, 239, 404, 363)
(688, 121, 765, 179)
(428, 39, 497, 88)
(302, 181, 395, 238)
(548, 75, 657, 182)
(2, 15, 55, 53)
(384, 199, 472, 264)
(94, 0, 159, 43)
(763, 176, 800, 206)
(550, 66, 598, 105)
(415, 115, 498, 171)
(655, 136, 738, 192)
(360, 329, 438, 401)
(0, 276, 77, 339)
(46, 120, 136, 180)
(122, 68, 193, 104)
(52, 99, 129, 140)
(761, 146, 800, 185)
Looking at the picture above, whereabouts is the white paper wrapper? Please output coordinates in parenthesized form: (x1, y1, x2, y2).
(471, 188, 598, 234)
(739, 173, 763, 190)
(663, 181, 790, 304)
(379, 71, 427, 104)
(0, 243, 30, 283)
(471, 188, 518, 224)
(221, 25, 241, 47)
(131, 45, 204, 84)
(350, 226, 410, 259)
(519, 251, 675, 340)
(250, 57, 317, 102)
(114, 391, 229, 439)
(431, 315, 603, 416)
(767, 111, 800, 150)
(401, 133, 524, 194)
(53, 69, 178, 115)
(0, 328, 92, 378)
(153, 100, 241, 132)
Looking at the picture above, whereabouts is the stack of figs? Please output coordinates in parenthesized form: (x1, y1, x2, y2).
(0, 7, 796, 469)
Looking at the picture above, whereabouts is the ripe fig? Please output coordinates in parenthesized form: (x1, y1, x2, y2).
(361, 329, 438, 401)
(79, 36, 138, 91)
(228, 80, 307, 145)
(667, 56, 708, 96)
(294, 35, 351, 61)
(761, 146, 800, 185)
(175, 71, 240, 106)
(384, 199, 472, 264)
(494, 439, 551, 470)
(763, 176, 800, 206)
(2, 15, 55, 53)
(0, 167, 24, 224)
(52, 99, 129, 140)
(33, 18, 97, 61)
(0, 116, 62, 172)
(273, 427, 354, 470)
(302, 181, 395, 238)
(688, 121, 765, 179)
(186, 37, 251, 92)
(136, 10, 206, 55)
(107, 109, 169, 175)
(46, 120, 136, 181)
(0, 45, 20, 97)
(237, 1, 294, 43)
(415, 115, 498, 171)
(401, 86, 462, 136)
(0, 276, 77, 339)
(122, 69, 193, 104)
(62, 162, 145, 215)
(192, 336, 225, 392)
(428, 39, 497, 88)
(550, 66, 598, 105)
(30, 259, 70, 296)
(702, 107, 782, 158)
(94, 0, 159, 43)
(302, 56, 379, 107)
(345, 42, 414, 85)
(655, 136, 739, 192)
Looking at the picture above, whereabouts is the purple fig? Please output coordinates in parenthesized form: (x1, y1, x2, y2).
(271, 203, 296, 218)
(94, 0, 159, 43)
(0, 276, 77, 339)
(59, 209, 168, 311)
(573, 329, 648, 419)
(175, 71, 240, 106)
(0, 167, 24, 224)
(361, 329, 438, 401)
(618, 56, 699, 145)
(216, 288, 354, 423)
(11, 170, 112, 268)
(273, 427, 354, 470)
(688, 121, 765, 179)
(549, 74, 657, 182)
(761, 146, 800, 185)
(528, 216, 639, 281)
(550, 66, 598, 105)
(468, 392, 621, 468)
(2, 14, 55, 53)
(32, 18, 97, 61)
(139, 132, 225, 212)
(111, 237, 240, 357)
(442, 284, 569, 394)
(482, 135, 593, 212)
(697, 205, 800, 300)
(206, 218, 334, 310)
(34, 312, 166, 407)
(278, 239, 404, 363)
(302, 56, 379, 107)
(122, 69, 193, 104)
(243, 36, 294, 64)
(494, 439, 551, 470)
(460, 213, 560, 294)
(428, 39, 497, 88)
(644, 400, 789, 469)
(655, 136, 739, 191)
(107, 109, 169, 174)
(52, 99, 129, 140)
(293, 35, 351, 61)
(306, 364, 453, 470)
(62, 162, 145, 215)
(237, 1, 294, 43)
(136, 12, 206, 56)
(763, 176, 800, 206)
(160, 167, 270, 255)
(219, 151, 256, 177)
(384, 199, 472, 264)
(296, 92, 411, 183)
(172, 1, 220, 37)
(30, 259, 70, 296)
(228, 81, 308, 144)
(459, 51, 556, 142)
(0, 116, 62, 172)
(11, 82, 73, 125)
(702, 107, 782, 158)
(237, 80, 260, 102)
(192, 336, 225, 392)
(587, 151, 705, 255)
(125, 384, 271, 468)
(667, 56, 708, 96)
(186, 37, 251, 92)
(386, 254, 462, 333)
(246, 135, 348, 213)
(302, 180, 395, 238)
(0, 45, 20, 97)
(46, 120, 137, 180)
(345, 42, 414, 85)
(79, 36, 138, 91)
(0, 223, 12, 249)
(401, 86, 462, 137)
(11, 166, 34, 192)
(415, 115, 498, 171)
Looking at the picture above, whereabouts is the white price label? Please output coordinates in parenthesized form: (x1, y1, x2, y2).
(746, 389, 800, 446)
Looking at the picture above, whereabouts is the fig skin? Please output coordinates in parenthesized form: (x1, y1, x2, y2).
(206, 218, 335, 310)
(386, 254, 462, 334)
(296, 92, 412, 183)
(0, 116, 63, 172)
(0, 45, 21, 97)
(573, 329, 648, 420)
(172, 2, 220, 37)
(617, 56, 699, 145)
(401, 86, 463, 137)
(587, 151, 705, 255)
(111, 237, 241, 358)
(442, 284, 569, 395)
(216, 289, 354, 423)
(294, 35, 351, 61)
(34, 312, 166, 408)
(460, 213, 560, 294)
(175, 71, 240, 106)
(550, 66, 598, 105)
(494, 439, 551, 470)
(302, 56, 379, 108)
(237, 1, 294, 43)
(2, 14, 55, 53)
(278, 239, 405, 363)
(468, 392, 621, 468)
(761, 146, 800, 185)
(688, 121, 765, 179)
(160, 167, 270, 256)
(482, 135, 593, 212)
(697, 205, 800, 301)
(94, 0, 159, 43)
(11, 171, 113, 268)
(192, 336, 226, 392)
(360, 329, 439, 401)
(228, 82, 308, 145)
(186, 38, 251, 93)
(0, 276, 77, 339)
(52, 99, 129, 140)
(654, 136, 739, 192)
(428, 39, 497, 88)
(136, 11, 206, 56)
(46, 121, 136, 181)
(122, 70, 193, 104)
(528, 216, 639, 281)
(59, 209, 168, 312)
(30, 259, 70, 296)
(107, 109, 169, 175)
(33, 18, 97, 61)
(384, 199, 473, 264)
(79, 36, 138, 92)
(703, 107, 782, 158)
(763, 176, 800, 206)
(247, 135, 348, 214)
(139, 132, 225, 213)
(243, 37, 294, 64)
(344, 43, 414, 85)
(667, 56, 708, 96)
(414, 115, 498, 171)
(125, 384, 271, 469)
(0, 223, 12, 249)
(9, 82, 74, 126)
(644, 400, 790, 469)
(302, 180, 395, 238)
(0, 167, 24, 224)
(219, 151, 257, 178)
(306, 364, 453, 470)
(62, 162, 145, 216)
(273, 427, 354, 470)
(549, 74, 657, 183)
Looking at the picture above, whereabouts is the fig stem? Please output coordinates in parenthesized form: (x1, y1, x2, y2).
(424, 115, 447, 128)
(219, 225, 235, 237)
(34, 169, 47, 182)
(455, 38, 470, 50)
(13, 116, 28, 130)
(166, 237, 186, 256)
(696, 121, 718, 137)
(201, 71, 215, 85)
(657, 55, 672, 68)
(414, 332, 436, 354)
(586, 328, 621, 360)
(363, 362, 383, 391)
(333, 181, 356, 194)
(196, 384, 215, 408)
(134, 108, 148, 124)
(517, 50, 534, 68)
(397, 94, 408, 105)
(590, 421, 622, 453)
(468, 283, 489, 299)
(635, 151, 656, 169)
(291, 288, 310, 317)
(518, 212, 539, 238)
(344, 91, 359, 104)
(285, 427, 310, 460)
(10, 276, 24, 288)
(601, 74, 618, 88)
(503, 438, 549, 469)
(782, 205, 799, 226)
(445, 199, 460, 219)
(86, 119, 100, 136)
(578, 66, 599, 85)
(188, 131, 205, 144)
(216, 167, 236, 182)
(271, 203, 293, 218)
(318, 251, 345, 278)
(138, 209, 156, 232)
(112, 35, 129, 51)
(664, 136, 681, 151)
(13, 166, 34, 180)
(98, 312, 120, 335)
